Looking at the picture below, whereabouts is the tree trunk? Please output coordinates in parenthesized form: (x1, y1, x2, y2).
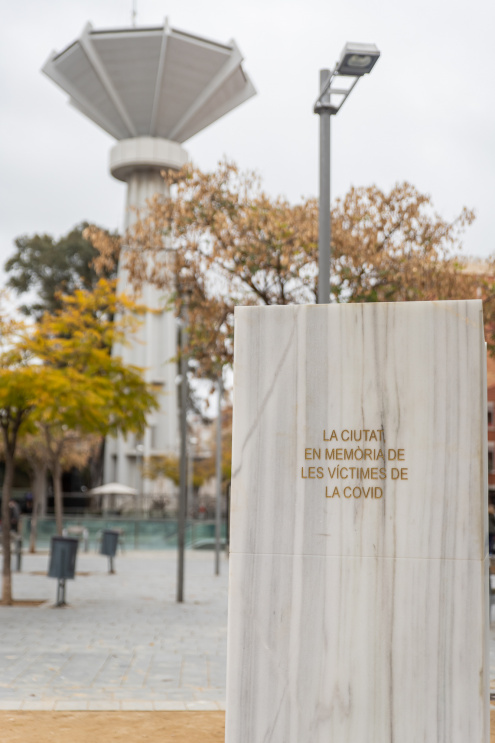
(53, 460, 63, 536)
(89, 436, 105, 488)
(1, 450, 14, 605)
(29, 464, 47, 553)
(38, 466, 47, 518)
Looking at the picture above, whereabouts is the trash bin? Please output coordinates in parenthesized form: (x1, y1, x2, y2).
(100, 529, 119, 573)
(100, 530, 119, 557)
(48, 536, 79, 605)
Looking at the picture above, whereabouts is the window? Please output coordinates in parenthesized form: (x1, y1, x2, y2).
(150, 425, 158, 450)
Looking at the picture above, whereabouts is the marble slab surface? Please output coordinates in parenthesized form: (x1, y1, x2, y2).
(226, 553, 488, 743)
(226, 301, 489, 743)
(230, 301, 486, 561)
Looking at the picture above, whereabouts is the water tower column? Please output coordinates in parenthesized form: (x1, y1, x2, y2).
(105, 137, 188, 502)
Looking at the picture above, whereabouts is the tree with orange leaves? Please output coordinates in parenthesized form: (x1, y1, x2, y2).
(85, 161, 494, 373)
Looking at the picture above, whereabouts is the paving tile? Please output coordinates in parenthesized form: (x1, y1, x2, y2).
(153, 701, 187, 710)
(54, 700, 89, 710)
(121, 700, 154, 710)
(21, 700, 55, 710)
(88, 700, 121, 710)
(186, 701, 220, 711)
(0, 701, 23, 710)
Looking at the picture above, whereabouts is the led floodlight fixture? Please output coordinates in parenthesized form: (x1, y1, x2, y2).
(336, 42, 380, 76)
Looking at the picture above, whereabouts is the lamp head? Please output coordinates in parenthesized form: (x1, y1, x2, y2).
(336, 42, 380, 76)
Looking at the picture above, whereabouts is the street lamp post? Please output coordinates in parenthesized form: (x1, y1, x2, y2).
(314, 43, 380, 304)
(177, 303, 189, 603)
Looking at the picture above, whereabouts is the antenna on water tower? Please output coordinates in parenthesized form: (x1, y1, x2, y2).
(131, 0, 137, 27)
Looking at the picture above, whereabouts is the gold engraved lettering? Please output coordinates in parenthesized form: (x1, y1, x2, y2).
(304, 448, 322, 460)
(304, 427, 404, 502)
(323, 429, 338, 441)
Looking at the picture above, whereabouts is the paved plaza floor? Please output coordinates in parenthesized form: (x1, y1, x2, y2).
(1, 548, 495, 713)
(0, 550, 228, 711)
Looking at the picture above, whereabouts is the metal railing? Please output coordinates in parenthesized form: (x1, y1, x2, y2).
(21, 516, 227, 552)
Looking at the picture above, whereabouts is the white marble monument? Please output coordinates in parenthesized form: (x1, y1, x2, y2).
(226, 301, 489, 743)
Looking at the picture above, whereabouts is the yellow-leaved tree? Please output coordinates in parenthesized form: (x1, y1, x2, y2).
(0, 313, 42, 604)
(22, 279, 159, 536)
(0, 280, 158, 604)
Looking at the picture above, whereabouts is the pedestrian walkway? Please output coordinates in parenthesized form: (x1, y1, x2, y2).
(0, 550, 228, 711)
(2, 549, 495, 712)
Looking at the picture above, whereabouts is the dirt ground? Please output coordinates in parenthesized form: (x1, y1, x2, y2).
(0, 709, 492, 741)
(0, 712, 225, 743)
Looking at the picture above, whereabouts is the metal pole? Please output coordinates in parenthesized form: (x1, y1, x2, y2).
(214, 376, 223, 576)
(187, 437, 194, 516)
(15, 535, 22, 572)
(177, 305, 188, 602)
(317, 69, 332, 305)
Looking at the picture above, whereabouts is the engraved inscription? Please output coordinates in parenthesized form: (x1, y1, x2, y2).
(300, 429, 409, 500)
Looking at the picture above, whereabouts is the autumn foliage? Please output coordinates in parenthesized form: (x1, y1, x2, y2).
(86, 162, 495, 375)
(0, 280, 158, 603)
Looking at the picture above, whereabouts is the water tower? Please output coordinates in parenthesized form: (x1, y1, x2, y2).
(42, 20, 255, 496)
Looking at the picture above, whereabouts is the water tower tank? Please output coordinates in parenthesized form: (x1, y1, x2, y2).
(43, 20, 255, 497)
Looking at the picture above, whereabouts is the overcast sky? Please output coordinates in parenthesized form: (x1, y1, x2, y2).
(1, 0, 494, 292)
